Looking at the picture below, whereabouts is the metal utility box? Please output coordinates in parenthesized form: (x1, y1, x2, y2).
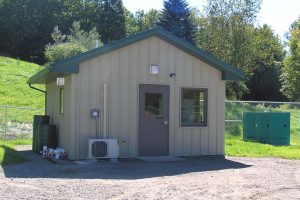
(243, 112, 290, 145)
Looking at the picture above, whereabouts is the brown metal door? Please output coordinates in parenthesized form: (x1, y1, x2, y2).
(139, 84, 170, 156)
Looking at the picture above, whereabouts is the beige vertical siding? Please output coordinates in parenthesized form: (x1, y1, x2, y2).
(46, 76, 72, 157)
(48, 36, 226, 159)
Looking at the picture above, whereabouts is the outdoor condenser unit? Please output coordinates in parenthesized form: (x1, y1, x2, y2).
(88, 139, 119, 159)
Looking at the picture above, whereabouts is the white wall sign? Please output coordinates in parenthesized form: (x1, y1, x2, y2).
(57, 77, 65, 86)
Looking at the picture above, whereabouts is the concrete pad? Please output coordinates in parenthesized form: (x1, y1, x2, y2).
(74, 160, 98, 165)
(138, 156, 185, 162)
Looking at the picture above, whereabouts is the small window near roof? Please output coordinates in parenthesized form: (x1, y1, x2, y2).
(181, 88, 207, 127)
(59, 87, 64, 115)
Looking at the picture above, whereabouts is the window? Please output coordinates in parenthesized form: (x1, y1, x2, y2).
(59, 87, 64, 115)
(145, 93, 163, 118)
(181, 88, 207, 127)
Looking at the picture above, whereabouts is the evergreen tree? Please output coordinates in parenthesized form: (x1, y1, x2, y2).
(95, 0, 126, 44)
(158, 0, 196, 44)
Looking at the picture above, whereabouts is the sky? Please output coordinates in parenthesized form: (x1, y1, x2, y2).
(123, 0, 300, 40)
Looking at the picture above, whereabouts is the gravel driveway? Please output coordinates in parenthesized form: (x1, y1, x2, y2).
(0, 149, 299, 200)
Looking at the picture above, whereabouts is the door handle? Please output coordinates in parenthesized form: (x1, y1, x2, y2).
(163, 121, 168, 125)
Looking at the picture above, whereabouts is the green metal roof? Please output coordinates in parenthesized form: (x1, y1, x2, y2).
(28, 27, 245, 84)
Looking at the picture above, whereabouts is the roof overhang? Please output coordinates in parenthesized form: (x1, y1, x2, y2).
(27, 64, 79, 84)
(28, 27, 245, 84)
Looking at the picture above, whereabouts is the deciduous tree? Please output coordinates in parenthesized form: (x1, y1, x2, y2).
(246, 25, 285, 100)
(125, 9, 160, 35)
(281, 18, 300, 100)
(197, 0, 262, 99)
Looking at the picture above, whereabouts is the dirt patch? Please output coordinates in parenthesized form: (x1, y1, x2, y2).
(0, 151, 299, 199)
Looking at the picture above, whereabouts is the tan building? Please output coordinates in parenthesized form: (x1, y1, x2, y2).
(28, 28, 244, 160)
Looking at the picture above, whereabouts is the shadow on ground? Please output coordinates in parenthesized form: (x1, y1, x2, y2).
(1, 150, 251, 180)
(0, 145, 28, 165)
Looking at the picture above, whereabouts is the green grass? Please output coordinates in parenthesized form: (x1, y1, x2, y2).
(0, 139, 31, 165)
(225, 104, 300, 159)
(0, 57, 44, 123)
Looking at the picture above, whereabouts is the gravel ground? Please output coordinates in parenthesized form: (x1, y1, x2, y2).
(0, 148, 299, 200)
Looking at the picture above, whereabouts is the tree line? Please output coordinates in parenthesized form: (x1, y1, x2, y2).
(0, 0, 299, 101)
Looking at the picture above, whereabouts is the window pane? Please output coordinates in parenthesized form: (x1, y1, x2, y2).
(199, 92, 204, 122)
(181, 89, 207, 126)
(59, 87, 64, 114)
(145, 93, 163, 118)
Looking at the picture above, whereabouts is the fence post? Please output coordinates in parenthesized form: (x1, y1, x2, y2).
(4, 106, 7, 140)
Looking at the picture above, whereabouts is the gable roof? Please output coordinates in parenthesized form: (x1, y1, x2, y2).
(28, 27, 245, 84)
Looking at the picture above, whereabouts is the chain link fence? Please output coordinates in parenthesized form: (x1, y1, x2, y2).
(225, 100, 300, 136)
(0, 101, 298, 140)
(0, 105, 44, 140)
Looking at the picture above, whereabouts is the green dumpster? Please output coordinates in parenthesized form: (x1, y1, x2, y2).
(243, 112, 290, 145)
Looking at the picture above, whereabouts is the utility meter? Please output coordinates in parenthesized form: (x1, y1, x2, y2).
(90, 109, 100, 118)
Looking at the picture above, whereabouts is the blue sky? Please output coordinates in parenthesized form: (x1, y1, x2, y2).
(123, 0, 300, 39)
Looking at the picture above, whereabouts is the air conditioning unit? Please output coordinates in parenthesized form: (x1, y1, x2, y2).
(88, 139, 119, 159)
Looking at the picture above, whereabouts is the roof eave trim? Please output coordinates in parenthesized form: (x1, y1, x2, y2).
(52, 64, 79, 74)
(27, 68, 50, 84)
(28, 63, 79, 84)
(154, 30, 245, 80)
(222, 71, 246, 80)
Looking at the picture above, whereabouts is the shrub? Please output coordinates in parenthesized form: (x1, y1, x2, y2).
(44, 22, 101, 64)
(44, 43, 87, 64)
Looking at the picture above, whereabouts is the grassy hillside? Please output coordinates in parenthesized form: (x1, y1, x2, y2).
(0, 57, 44, 123)
(0, 56, 44, 108)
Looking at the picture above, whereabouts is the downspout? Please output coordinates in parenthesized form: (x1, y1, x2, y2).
(28, 83, 47, 115)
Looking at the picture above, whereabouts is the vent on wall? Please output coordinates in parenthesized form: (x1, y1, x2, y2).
(88, 139, 119, 159)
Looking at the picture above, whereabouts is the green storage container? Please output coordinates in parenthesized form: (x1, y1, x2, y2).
(259, 113, 271, 142)
(33, 115, 50, 153)
(243, 112, 290, 145)
(37, 124, 58, 153)
(243, 113, 259, 140)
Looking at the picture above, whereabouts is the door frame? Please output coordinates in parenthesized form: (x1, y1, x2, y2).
(138, 84, 170, 157)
